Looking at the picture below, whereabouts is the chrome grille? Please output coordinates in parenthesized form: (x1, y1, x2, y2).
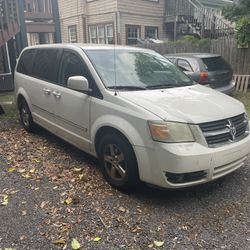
(199, 113, 249, 147)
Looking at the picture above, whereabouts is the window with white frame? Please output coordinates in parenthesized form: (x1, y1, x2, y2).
(89, 24, 114, 44)
(126, 26, 140, 45)
(106, 24, 114, 44)
(97, 25, 105, 44)
(33, 33, 40, 45)
(145, 27, 158, 39)
(89, 26, 97, 43)
(68, 25, 77, 43)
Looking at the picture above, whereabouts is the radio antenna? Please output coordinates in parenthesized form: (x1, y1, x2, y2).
(113, 40, 117, 96)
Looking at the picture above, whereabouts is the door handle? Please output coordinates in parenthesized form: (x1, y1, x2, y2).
(52, 91, 61, 99)
(43, 88, 51, 95)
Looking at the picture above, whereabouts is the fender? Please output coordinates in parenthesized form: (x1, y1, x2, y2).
(91, 114, 147, 154)
(91, 114, 155, 182)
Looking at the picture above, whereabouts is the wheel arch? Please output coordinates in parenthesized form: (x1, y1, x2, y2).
(16, 88, 32, 111)
(95, 126, 133, 156)
(92, 116, 146, 157)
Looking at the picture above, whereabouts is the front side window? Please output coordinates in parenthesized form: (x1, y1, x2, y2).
(89, 24, 114, 44)
(59, 51, 86, 86)
(145, 27, 158, 39)
(59, 50, 101, 97)
(68, 25, 77, 43)
(127, 26, 140, 45)
(32, 49, 60, 82)
(86, 50, 193, 90)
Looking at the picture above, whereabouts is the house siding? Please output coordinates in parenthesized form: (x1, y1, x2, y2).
(118, 0, 166, 44)
(58, 0, 167, 45)
(58, 0, 86, 43)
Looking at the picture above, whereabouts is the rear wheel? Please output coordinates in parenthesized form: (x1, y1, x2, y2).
(18, 99, 36, 132)
(98, 133, 139, 190)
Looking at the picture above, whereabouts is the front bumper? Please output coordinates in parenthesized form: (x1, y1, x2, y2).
(134, 131, 250, 189)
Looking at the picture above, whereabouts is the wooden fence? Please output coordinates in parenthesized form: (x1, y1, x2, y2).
(136, 37, 250, 75)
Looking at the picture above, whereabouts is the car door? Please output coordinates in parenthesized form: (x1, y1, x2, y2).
(51, 49, 92, 151)
(28, 48, 61, 125)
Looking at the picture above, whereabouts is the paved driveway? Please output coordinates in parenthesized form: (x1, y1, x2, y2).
(0, 125, 249, 250)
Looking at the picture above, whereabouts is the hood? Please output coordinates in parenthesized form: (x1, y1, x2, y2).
(118, 85, 245, 124)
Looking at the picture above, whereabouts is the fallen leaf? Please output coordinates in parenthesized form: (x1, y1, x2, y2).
(73, 167, 82, 172)
(154, 241, 165, 247)
(71, 238, 80, 249)
(22, 173, 31, 179)
(64, 197, 73, 205)
(93, 237, 101, 242)
(52, 239, 66, 245)
(20, 235, 27, 241)
(1, 194, 8, 206)
(10, 190, 19, 194)
(18, 169, 26, 173)
(40, 201, 48, 209)
(7, 167, 16, 173)
(29, 168, 36, 173)
(79, 174, 88, 181)
(118, 206, 126, 213)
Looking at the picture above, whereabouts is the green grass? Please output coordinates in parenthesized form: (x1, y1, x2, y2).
(0, 94, 18, 130)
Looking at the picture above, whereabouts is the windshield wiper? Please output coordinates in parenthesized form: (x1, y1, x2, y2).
(146, 84, 176, 89)
(147, 83, 193, 89)
(108, 86, 147, 91)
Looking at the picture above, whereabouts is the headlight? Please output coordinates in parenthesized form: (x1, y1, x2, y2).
(148, 121, 195, 143)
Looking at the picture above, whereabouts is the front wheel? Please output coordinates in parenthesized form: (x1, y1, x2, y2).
(98, 133, 140, 191)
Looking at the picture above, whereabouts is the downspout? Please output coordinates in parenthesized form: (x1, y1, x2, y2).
(51, 0, 62, 43)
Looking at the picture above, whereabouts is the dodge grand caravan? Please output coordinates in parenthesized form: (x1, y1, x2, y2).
(15, 44, 250, 190)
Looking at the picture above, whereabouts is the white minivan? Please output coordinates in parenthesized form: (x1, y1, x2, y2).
(15, 44, 250, 190)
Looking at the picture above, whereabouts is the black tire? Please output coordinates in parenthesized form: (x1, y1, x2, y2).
(18, 99, 36, 132)
(98, 133, 140, 191)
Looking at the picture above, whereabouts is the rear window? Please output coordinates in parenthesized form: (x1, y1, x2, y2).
(202, 56, 231, 71)
(17, 49, 36, 75)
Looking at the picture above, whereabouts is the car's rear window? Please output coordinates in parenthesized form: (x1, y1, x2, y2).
(202, 56, 231, 71)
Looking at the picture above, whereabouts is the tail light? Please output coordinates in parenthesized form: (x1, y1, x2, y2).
(199, 72, 209, 85)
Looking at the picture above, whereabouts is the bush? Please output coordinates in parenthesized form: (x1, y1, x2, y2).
(236, 16, 250, 47)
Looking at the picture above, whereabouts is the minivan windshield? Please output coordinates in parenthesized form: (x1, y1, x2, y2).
(85, 49, 193, 90)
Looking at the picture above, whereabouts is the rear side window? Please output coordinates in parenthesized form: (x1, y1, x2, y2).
(202, 56, 231, 71)
(177, 59, 193, 72)
(17, 49, 36, 75)
(32, 49, 60, 83)
(167, 58, 175, 63)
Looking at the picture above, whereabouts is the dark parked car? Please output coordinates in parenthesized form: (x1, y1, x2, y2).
(164, 53, 235, 94)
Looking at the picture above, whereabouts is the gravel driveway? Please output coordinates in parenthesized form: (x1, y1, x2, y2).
(0, 115, 249, 249)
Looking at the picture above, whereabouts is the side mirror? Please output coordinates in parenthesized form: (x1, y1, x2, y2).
(67, 76, 90, 92)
